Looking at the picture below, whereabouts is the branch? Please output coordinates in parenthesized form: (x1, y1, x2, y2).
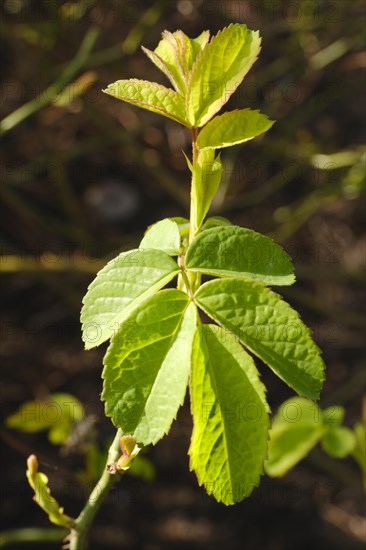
(68, 429, 123, 550)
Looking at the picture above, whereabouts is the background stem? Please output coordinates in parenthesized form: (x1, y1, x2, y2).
(0, 528, 68, 547)
(0, 27, 99, 135)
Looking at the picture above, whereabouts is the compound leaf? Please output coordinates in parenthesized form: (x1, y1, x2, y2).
(197, 109, 274, 149)
(103, 79, 189, 127)
(81, 249, 179, 349)
(189, 324, 269, 505)
(187, 24, 261, 126)
(195, 279, 325, 400)
(140, 218, 182, 255)
(186, 226, 295, 286)
(102, 290, 197, 445)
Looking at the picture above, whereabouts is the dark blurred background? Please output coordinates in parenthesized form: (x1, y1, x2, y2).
(0, 1, 365, 549)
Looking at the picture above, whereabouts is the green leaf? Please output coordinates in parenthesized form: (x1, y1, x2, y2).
(144, 30, 193, 90)
(322, 405, 344, 426)
(197, 109, 274, 149)
(26, 455, 75, 529)
(195, 279, 325, 399)
(103, 79, 190, 127)
(144, 30, 210, 95)
(187, 24, 261, 126)
(153, 31, 186, 93)
(265, 398, 324, 477)
(170, 216, 190, 249)
(186, 226, 295, 286)
(202, 216, 233, 230)
(102, 289, 197, 445)
(141, 46, 181, 91)
(192, 148, 222, 235)
(321, 427, 356, 458)
(128, 455, 155, 481)
(81, 249, 180, 349)
(6, 393, 84, 445)
(190, 30, 210, 59)
(171, 30, 194, 78)
(140, 218, 182, 255)
(189, 324, 269, 505)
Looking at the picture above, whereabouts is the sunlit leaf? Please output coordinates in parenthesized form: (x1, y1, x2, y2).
(189, 324, 269, 504)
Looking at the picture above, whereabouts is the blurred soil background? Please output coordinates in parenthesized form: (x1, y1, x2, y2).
(0, 1, 365, 548)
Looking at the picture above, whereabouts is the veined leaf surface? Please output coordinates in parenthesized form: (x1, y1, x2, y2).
(81, 249, 179, 349)
(189, 324, 269, 504)
(140, 218, 182, 255)
(186, 226, 295, 285)
(104, 79, 190, 127)
(187, 24, 261, 126)
(197, 109, 274, 149)
(102, 290, 197, 445)
(195, 279, 325, 399)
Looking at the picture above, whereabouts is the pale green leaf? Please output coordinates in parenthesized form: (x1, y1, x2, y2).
(322, 405, 344, 426)
(26, 455, 75, 529)
(197, 109, 274, 149)
(186, 226, 295, 286)
(195, 279, 325, 399)
(102, 289, 197, 445)
(140, 218, 182, 255)
(81, 249, 180, 349)
(189, 324, 269, 505)
(103, 79, 190, 127)
(187, 24, 261, 126)
(6, 393, 84, 445)
(321, 426, 356, 458)
(192, 148, 222, 235)
(265, 398, 324, 477)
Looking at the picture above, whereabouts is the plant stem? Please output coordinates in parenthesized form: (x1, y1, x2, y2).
(189, 127, 199, 245)
(187, 127, 201, 293)
(68, 429, 123, 550)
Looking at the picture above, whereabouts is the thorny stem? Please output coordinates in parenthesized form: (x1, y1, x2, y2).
(68, 429, 123, 550)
